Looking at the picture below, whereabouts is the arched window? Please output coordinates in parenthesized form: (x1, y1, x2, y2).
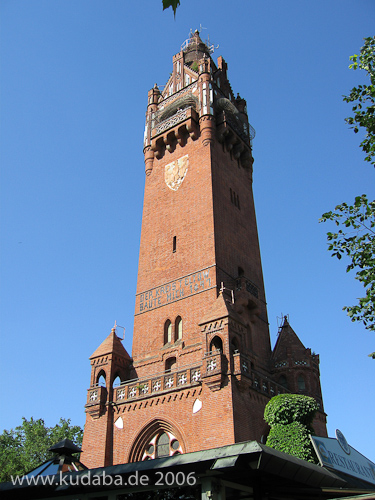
(298, 375, 306, 391)
(130, 419, 185, 463)
(165, 357, 176, 372)
(156, 433, 170, 457)
(140, 430, 183, 461)
(97, 371, 106, 387)
(164, 320, 172, 344)
(279, 375, 288, 389)
(210, 336, 223, 353)
(175, 316, 182, 341)
(113, 375, 121, 388)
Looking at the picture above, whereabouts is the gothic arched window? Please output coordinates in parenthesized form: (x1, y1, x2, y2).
(141, 430, 183, 461)
(129, 419, 186, 463)
(97, 370, 106, 387)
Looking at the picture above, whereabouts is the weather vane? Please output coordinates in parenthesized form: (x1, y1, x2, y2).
(113, 320, 125, 340)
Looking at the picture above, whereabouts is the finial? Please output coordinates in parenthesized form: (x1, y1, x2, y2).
(283, 315, 289, 326)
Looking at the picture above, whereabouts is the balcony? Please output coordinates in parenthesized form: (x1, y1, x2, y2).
(232, 352, 252, 377)
(85, 385, 107, 419)
(201, 350, 226, 391)
(114, 364, 202, 403)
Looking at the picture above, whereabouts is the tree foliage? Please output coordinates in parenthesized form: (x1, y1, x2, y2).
(264, 394, 318, 463)
(162, 0, 180, 15)
(0, 417, 83, 483)
(321, 38, 375, 355)
(320, 195, 375, 332)
(343, 36, 375, 167)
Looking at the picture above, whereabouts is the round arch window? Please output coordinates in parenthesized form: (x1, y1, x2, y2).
(164, 320, 172, 344)
(165, 357, 176, 372)
(210, 336, 223, 353)
(175, 316, 182, 341)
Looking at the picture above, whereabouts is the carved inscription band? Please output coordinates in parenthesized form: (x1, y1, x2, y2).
(135, 265, 215, 315)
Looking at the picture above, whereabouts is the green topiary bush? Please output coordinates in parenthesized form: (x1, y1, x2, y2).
(264, 394, 318, 427)
(266, 422, 318, 463)
(264, 394, 319, 463)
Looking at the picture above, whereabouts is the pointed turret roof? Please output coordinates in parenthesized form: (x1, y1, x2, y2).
(272, 316, 307, 361)
(90, 328, 131, 360)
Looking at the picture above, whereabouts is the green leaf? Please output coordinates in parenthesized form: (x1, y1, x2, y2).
(0, 417, 83, 482)
(321, 193, 375, 334)
(162, 0, 180, 15)
(264, 395, 319, 463)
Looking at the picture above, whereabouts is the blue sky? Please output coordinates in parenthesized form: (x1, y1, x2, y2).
(1, 0, 374, 463)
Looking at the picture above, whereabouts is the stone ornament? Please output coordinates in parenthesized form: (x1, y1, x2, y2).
(90, 390, 98, 402)
(165, 154, 189, 191)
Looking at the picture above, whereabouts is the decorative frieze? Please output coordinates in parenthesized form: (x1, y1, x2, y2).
(155, 108, 188, 135)
(274, 361, 288, 368)
(201, 319, 224, 334)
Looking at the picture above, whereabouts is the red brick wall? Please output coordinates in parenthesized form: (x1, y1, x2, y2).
(111, 383, 236, 465)
(133, 136, 217, 363)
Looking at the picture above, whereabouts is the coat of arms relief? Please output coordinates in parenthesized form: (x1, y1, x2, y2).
(165, 154, 189, 191)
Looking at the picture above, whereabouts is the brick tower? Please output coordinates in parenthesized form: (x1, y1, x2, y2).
(82, 31, 327, 468)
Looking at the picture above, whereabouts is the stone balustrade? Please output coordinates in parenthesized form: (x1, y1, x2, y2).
(114, 365, 202, 402)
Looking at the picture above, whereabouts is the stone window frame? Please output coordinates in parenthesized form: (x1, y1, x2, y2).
(142, 431, 183, 461)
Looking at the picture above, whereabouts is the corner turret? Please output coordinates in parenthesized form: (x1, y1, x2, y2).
(82, 326, 133, 467)
(272, 316, 327, 436)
